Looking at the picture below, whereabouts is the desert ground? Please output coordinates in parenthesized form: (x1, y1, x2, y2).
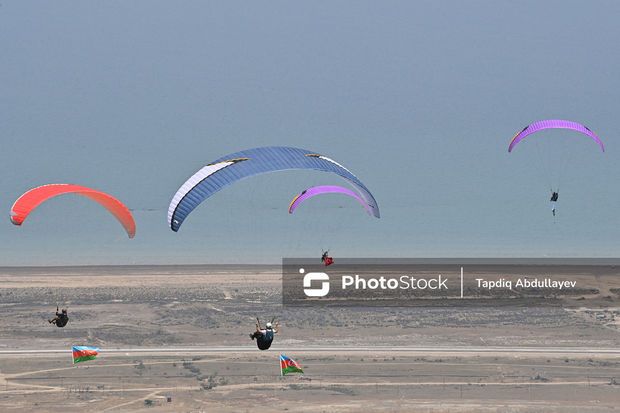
(0, 265, 618, 412)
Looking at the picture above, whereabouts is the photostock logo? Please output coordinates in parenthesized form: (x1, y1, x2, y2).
(301, 268, 330, 297)
(283, 258, 612, 307)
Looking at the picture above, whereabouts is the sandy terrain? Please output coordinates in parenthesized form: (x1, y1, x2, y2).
(0, 265, 618, 412)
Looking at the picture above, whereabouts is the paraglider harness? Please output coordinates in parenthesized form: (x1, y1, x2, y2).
(49, 307, 69, 328)
(321, 250, 334, 266)
(250, 317, 277, 350)
(550, 192, 559, 202)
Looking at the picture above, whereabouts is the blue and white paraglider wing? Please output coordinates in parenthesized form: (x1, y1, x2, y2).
(167, 146, 379, 231)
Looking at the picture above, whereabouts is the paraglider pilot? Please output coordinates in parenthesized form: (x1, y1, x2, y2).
(49, 306, 69, 327)
(550, 191, 559, 216)
(250, 317, 279, 350)
(321, 251, 334, 266)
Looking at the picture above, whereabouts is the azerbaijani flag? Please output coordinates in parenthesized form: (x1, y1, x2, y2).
(72, 346, 100, 364)
(280, 354, 303, 376)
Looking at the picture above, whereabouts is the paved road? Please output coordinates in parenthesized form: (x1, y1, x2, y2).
(1, 346, 619, 355)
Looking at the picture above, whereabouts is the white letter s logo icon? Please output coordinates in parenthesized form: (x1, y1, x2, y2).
(303, 272, 330, 297)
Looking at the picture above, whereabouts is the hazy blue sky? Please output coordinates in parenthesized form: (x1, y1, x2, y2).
(1, 1, 619, 265)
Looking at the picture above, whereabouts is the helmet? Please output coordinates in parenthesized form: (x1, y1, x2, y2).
(266, 322, 273, 330)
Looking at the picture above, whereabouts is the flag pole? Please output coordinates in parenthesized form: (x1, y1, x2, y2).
(279, 355, 283, 376)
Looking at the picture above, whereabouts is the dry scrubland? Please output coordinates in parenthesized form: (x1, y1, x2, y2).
(0, 265, 618, 412)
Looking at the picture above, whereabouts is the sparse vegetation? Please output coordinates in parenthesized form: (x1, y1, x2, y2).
(532, 374, 550, 382)
(326, 385, 356, 396)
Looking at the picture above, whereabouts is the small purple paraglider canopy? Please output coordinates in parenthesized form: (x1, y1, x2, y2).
(288, 185, 375, 217)
(508, 119, 604, 153)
